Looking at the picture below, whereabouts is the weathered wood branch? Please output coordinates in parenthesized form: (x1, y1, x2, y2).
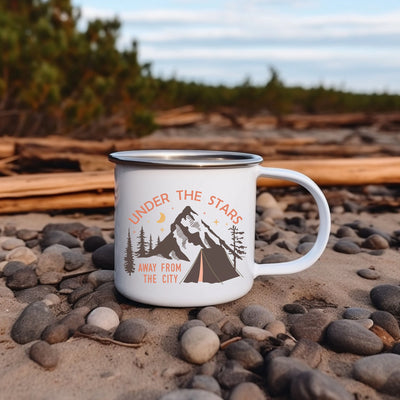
(0, 157, 399, 213)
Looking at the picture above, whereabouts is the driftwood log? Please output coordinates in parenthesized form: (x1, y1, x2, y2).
(0, 157, 400, 214)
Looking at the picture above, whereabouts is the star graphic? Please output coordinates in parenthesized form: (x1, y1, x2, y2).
(214, 219, 219, 225)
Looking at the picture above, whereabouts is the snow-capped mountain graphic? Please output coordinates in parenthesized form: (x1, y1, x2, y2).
(142, 206, 245, 284)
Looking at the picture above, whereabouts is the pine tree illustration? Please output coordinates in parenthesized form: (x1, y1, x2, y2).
(135, 226, 147, 257)
(157, 236, 161, 246)
(124, 229, 135, 275)
(148, 234, 153, 254)
(229, 225, 247, 270)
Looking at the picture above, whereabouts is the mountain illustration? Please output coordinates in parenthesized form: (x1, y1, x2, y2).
(145, 206, 243, 284)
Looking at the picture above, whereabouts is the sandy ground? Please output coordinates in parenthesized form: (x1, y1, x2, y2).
(0, 201, 399, 400)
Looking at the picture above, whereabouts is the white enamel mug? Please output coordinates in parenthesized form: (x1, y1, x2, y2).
(109, 150, 330, 307)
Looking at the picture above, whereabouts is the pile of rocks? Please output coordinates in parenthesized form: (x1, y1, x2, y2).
(1, 187, 400, 399)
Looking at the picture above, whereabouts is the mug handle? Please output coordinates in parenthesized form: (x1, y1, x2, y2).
(252, 167, 331, 277)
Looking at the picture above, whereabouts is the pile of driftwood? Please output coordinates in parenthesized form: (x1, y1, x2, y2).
(1, 108, 400, 214)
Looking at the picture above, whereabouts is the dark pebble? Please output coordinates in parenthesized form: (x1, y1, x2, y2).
(296, 242, 314, 255)
(289, 310, 331, 343)
(370, 310, 400, 340)
(62, 250, 85, 271)
(3, 261, 27, 277)
(83, 236, 107, 252)
(326, 319, 383, 355)
(6, 266, 38, 290)
(290, 339, 323, 368)
(370, 284, 400, 316)
(357, 268, 380, 280)
(16, 229, 38, 241)
(113, 318, 148, 344)
(224, 340, 264, 370)
(11, 301, 56, 344)
(14, 285, 57, 303)
(29, 340, 59, 370)
(333, 239, 361, 254)
(68, 284, 94, 304)
(188, 375, 221, 396)
(217, 360, 260, 389)
(336, 226, 357, 238)
(260, 253, 290, 263)
(342, 307, 371, 320)
(362, 234, 389, 250)
(240, 304, 274, 328)
(291, 370, 353, 400)
(43, 222, 86, 237)
(41, 323, 70, 344)
(265, 356, 310, 396)
(79, 324, 112, 338)
(92, 243, 115, 270)
(40, 230, 81, 249)
(353, 353, 400, 395)
(283, 303, 307, 314)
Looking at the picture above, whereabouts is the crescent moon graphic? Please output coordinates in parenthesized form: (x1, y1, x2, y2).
(156, 212, 166, 223)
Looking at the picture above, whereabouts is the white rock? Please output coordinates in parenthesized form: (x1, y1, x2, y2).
(181, 326, 220, 365)
(87, 307, 120, 331)
(256, 192, 280, 209)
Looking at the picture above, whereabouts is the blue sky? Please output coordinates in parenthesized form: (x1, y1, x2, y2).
(72, 0, 400, 93)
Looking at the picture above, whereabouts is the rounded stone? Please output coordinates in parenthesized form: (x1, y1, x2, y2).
(370, 310, 400, 340)
(1, 237, 25, 250)
(216, 360, 259, 389)
(296, 242, 314, 255)
(240, 304, 274, 328)
(43, 244, 70, 256)
(291, 370, 353, 400)
(6, 266, 38, 289)
(241, 326, 271, 341)
(62, 250, 85, 271)
(160, 389, 222, 400)
(41, 323, 70, 344)
(224, 339, 264, 370)
(336, 226, 357, 238)
(83, 236, 107, 252)
(362, 234, 389, 250)
(197, 306, 225, 326)
(370, 284, 400, 316)
(2, 261, 27, 277)
(14, 285, 57, 304)
(265, 320, 286, 336)
(87, 269, 114, 288)
(5, 246, 37, 264)
(59, 311, 87, 334)
(80, 226, 104, 240)
(326, 319, 384, 355)
(92, 243, 115, 270)
(180, 326, 220, 365)
(29, 340, 59, 370)
(39, 271, 63, 285)
(357, 268, 380, 280)
(16, 229, 39, 241)
(353, 353, 400, 395)
(35, 252, 65, 275)
(342, 307, 371, 320)
(114, 318, 148, 344)
(229, 382, 267, 400)
(188, 375, 221, 396)
(289, 310, 331, 343)
(178, 319, 206, 340)
(40, 229, 81, 249)
(266, 356, 311, 396)
(11, 301, 56, 344)
(283, 303, 307, 314)
(87, 306, 120, 331)
(333, 239, 361, 254)
(290, 339, 323, 368)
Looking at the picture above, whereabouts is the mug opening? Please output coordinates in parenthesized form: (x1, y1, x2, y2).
(108, 150, 263, 168)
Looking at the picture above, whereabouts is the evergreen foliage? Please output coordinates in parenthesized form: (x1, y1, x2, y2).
(1, 1, 399, 138)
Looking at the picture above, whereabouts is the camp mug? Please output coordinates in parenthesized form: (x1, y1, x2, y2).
(109, 150, 330, 307)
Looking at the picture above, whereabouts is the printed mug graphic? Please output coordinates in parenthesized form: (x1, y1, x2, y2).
(123, 197, 247, 285)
